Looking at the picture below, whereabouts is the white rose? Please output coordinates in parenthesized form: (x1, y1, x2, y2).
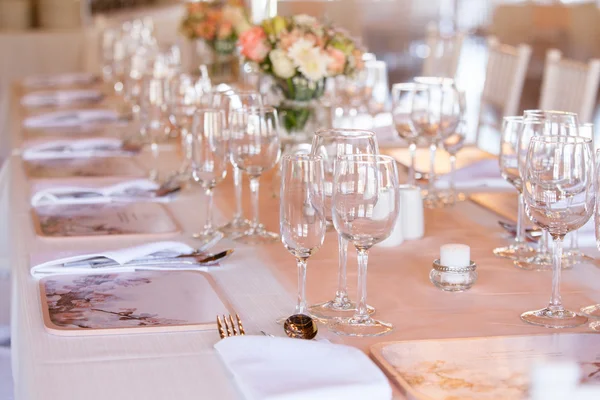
(270, 49, 296, 79)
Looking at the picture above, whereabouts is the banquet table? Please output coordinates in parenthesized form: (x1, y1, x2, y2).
(7, 84, 600, 400)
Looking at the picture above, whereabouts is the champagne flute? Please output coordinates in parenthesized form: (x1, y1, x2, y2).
(309, 129, 379, 319)
(139, 76, 168, 182)
(521, 135, 594, 328)
(280, 154, 326, 317)
(189, 109, 229, 244)
(493, 117, 536, 260)
(391, 83, 427, 186)
(229, 106, 281, 244)
(328, 154, 400, 336)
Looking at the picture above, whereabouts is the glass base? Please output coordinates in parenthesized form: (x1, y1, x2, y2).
(219, 217, 251, 237)
(438, 190, 466, 207)
(191, 230, 223, 247)
(514, 252, 573, 271)
(580, 304, 600, 318)
(423, 192, 442, 209)
(565, 249, 592, 267)
(308, 298, 374, 320)
(234, 226, 279, 245)
(493, 242, 536, 261)
(328, 315, 394, 337)
(520, 307, 588, 328)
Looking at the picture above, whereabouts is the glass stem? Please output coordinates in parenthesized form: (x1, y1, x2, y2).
(428, 143, 437, 196)
(515, 193, 526, 244)
(570, 230, 580, 251)
(408, 142, 417, 186)
(335, 234, 349, 304)
(296, 257, 308, 315)
(150, 141, 159, 182)
(449, 154, 457, 203)
(549, 236, 564, 310)
(203, 188, 213, 232)
(249, 177, 260, 230)
(355, 248, 370, 321)
(540, 230, 549, 254)
(233, 167, 243, 219)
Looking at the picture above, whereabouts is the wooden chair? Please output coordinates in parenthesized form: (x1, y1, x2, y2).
(422, 22, 464, 79)
(476, 36, 532, 154)
(538, 49, 600, 123)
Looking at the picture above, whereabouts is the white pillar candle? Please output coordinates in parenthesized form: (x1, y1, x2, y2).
(440, 244, 470, 267)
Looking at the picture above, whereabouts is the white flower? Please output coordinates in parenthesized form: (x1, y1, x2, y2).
(293, 14, 317, 27)
(269, 49, 296, 79)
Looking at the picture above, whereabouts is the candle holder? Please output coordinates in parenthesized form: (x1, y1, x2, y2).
(429, 259, 477, 292)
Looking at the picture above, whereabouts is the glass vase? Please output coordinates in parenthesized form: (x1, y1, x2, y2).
(275, 77, 325, 143)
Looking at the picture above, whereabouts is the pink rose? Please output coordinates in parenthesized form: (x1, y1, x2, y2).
(326, 47, 346, 75)
(239, 26, 271, 62)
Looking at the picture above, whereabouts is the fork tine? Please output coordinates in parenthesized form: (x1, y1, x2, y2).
(223, 314, 233, 337)
(217, 316, 226, 339)
(236, 314, 245, 335)
(228, 315, 238, 335)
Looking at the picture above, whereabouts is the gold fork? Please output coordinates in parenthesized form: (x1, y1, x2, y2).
(217, 314, 246, 339)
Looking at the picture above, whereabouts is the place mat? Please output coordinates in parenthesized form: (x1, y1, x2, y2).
(23, 157, 146, 179)
(382, 146, 495, 175)
(31, 202, 180, 238)
(39, 270, 232, 335)
(469, 192, 518, 222)
(371, 333, 600, 400)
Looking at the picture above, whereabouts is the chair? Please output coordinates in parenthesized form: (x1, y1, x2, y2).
(476, 36, 532, 154)
(421, 22, 464, 79)
(538, 49, 600, 123)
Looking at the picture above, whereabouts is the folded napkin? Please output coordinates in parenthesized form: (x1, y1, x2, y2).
(23, 72, 97, 89)
(22, 138, 134, 160)
(30, 240, 222, 276)
(21, 89, 103, 107)
(31, 179, 176, 206)
(214, 336, 392, 400)
(436, 158, 511, 190)
(23, 109, 119, 129)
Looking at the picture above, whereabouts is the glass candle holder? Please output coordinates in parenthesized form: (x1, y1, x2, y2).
(429, 259, 477, 292)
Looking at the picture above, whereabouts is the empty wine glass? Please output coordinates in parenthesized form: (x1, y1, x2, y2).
(391, 82, 427, 186)
(189, 109, 229, 245)
(280, 154, 326, 317)
(493, 117, 536, 260)
(309, 129, 379, 319)
(521, 136, 594, 328)
(328, 154, 400, 336)
(229, 106, 281, 244)
(440, 116, 467, 206)
(364, 60, 389, 119)
(139, 76, 168, 182)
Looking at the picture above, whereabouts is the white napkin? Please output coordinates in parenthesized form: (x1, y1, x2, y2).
(23, 109, 119, 129)
(22, 138, 133, 160)
(30, 179, 175, 206)
(30, 240, 221, 276)
(23, 72, 97, 89)
(21, 89, 103, 107)
(214, 336, 392, 400)
(436, 159, 511, 190)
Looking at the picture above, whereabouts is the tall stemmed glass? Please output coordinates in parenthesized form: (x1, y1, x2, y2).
(309, 129, 379, 319)
(391, 83, 427, 186)
(189, 109, 229, 244)
(440, 118, 467, 206)
(493, 117, 536, 260)
(521, 136, 594, 328)
(329, 154, 400, 336)
(411, 78, 462, 208)
(230, 106, 281, 244)
(217, 90, 263, 237)
(139, 76, 168, 182)
(280, 154, 326, 316)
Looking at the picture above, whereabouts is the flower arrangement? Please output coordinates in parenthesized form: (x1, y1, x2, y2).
(180, 0, 251, 55)
(238, 14, 364, 134)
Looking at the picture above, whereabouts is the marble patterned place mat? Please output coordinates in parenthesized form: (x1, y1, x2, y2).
(469, 192, 518, 223)
(23, 157, 146, 179)
(371, 333, 600, 400)
(39, 270, 232, 335)
(31, 202, 180, 238)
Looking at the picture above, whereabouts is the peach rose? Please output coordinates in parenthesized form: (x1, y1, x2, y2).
(352, 48, 364, 70)
(217, 22, 233, 39)
(195, 21, 216, 40)
(326, 47, 346, 75)
(239, 26, 271, 62)
(279, 29, 301, 52)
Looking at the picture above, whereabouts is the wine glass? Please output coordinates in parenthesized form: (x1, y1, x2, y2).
(139, 76, 168, 182)
(328, 154, 400, 336)
(391, 82, 427, 186)
(309, 129, 379, 319)
(364, 60, 389, 119)
(188, 108, 229, 244)
(280, 154, 326, 316)
(411, 77, 462, 208)
(217, 90, 263, 237)
(521, 135, 594, 328)
(493, 117, 536, 260)
(229, 106, 281, 244)
(440, 116, 467, 206)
